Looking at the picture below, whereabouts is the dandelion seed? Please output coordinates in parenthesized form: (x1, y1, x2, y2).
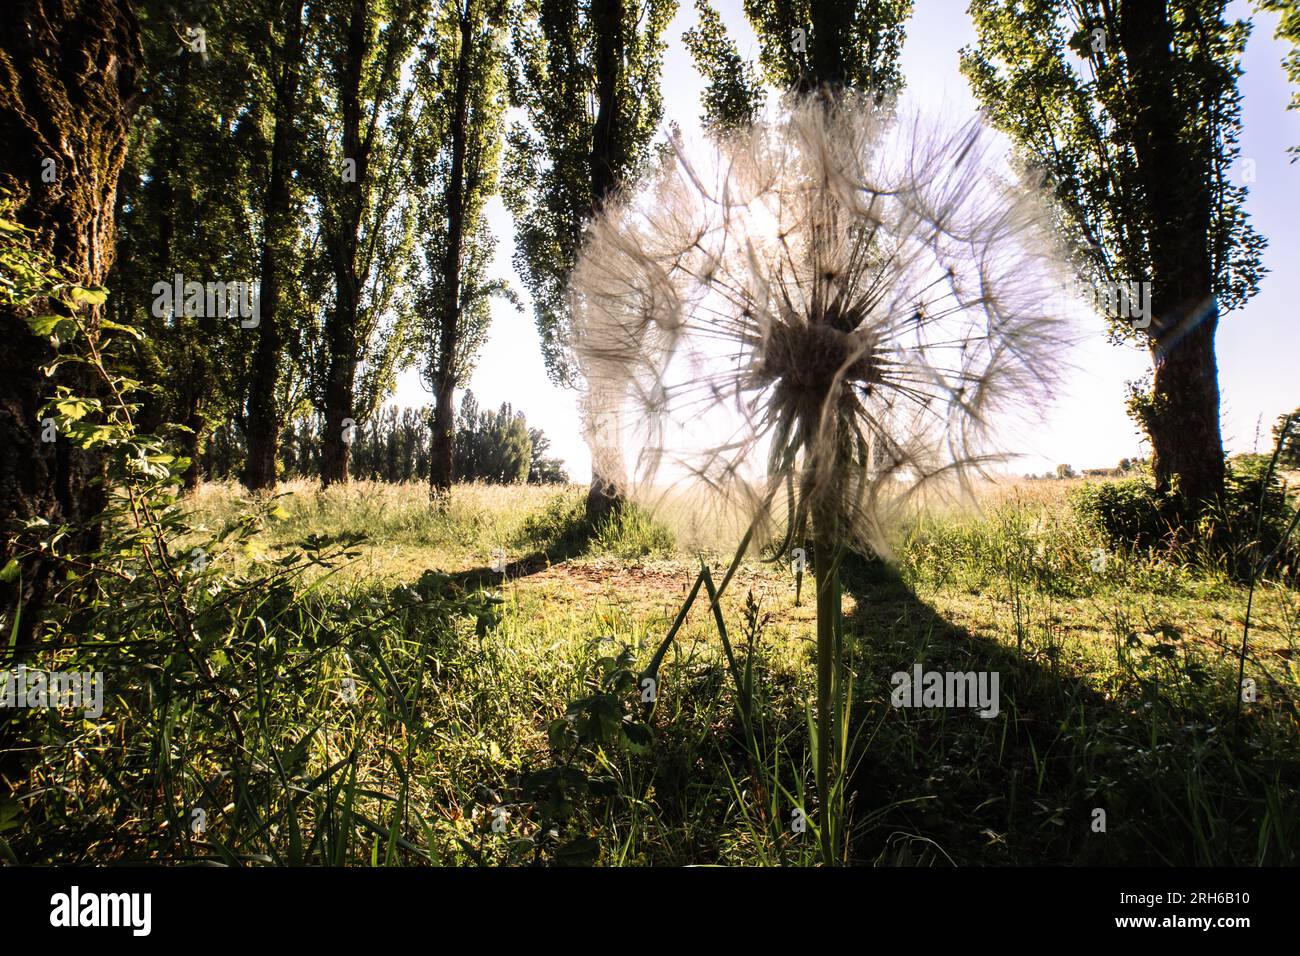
(570, 94, 1076, 557)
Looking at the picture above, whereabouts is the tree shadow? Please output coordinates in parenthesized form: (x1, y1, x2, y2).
(439, 506, 598, 593)
(831, 550, 1295, 866)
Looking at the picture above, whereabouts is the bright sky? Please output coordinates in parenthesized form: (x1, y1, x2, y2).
(393, 0, 1300, 481)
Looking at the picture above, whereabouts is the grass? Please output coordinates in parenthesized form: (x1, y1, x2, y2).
(5, 476, 1298, 865)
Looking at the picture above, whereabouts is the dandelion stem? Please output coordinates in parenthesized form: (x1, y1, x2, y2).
(814, 519, 838, 866)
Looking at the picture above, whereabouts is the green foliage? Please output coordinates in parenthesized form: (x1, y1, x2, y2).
(112, 0, 326, 472)
(526, 425, 569, 483)
(503, 0, 677, 387)
(1070, 457, 1300, 581)
(1258, 0, 1300, 156)
(683, 0, 765, 131)
(517, 641, 653, 864)
(412, 0, 514, 398)
(6, 240, 396, 863)
(1211, 452, 1300, 578)
(208, 403, 568, 485)
(1275, 406, 1300, 468)
(453, 391, 532, 483)
(302, 0, 430, 424)
(743, 0, 913, 93)
(518, 489, 588, 551)
(589, 503, 676, 558)
(0, 209, 69, 306)
(961, 0, 1265, 331)
(1070, 477, 1173, 549)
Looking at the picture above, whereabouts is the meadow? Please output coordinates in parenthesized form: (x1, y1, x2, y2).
(8, 474, 1297, 866)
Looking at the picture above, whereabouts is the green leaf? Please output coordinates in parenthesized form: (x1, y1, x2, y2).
(0, 559, 19, 583)
(98, 319, 143, 340)
(69, 286, 107, 307)
(621, 720, 653, 751)
(54, 397, 98, 421)
(25, 314, 68, 336)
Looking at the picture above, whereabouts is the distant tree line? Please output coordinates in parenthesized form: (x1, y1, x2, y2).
(203, 392, 567, 485)
(1024, 459, 1146, 481)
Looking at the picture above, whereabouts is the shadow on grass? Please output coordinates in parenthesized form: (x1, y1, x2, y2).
(833, 551, 1300, 866)
(440, 500, 598, 593)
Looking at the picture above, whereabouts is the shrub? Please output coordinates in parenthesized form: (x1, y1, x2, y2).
(1071, 460, 1298, 582)
(1204, 454, 1300, 580)
(517, 489, 589, 554)
(590, 505, 676, 558)
(1069, 477, 1173, 550)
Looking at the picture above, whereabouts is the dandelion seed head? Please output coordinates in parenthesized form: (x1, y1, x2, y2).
(570, 93, 1078, 557)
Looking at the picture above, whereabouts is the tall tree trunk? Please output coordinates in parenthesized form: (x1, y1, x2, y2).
(180, 397, 205, 491)
(430, 3, 474, 496)
(429, 375, 456, 493)
(320, 311, 358, 487)
(806, 0, 851, 92)
(321, 0, 370, 488)
(0, 0, 140, 778)
(1121, 1, 1224, 518)
(243, 0, 306, 492)
(1147, 314, 1224, 511)
(586, 0, 628, 524)
(590, 0, 625, 206)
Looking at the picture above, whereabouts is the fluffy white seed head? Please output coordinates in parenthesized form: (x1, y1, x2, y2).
(570, 94, 1077, 557)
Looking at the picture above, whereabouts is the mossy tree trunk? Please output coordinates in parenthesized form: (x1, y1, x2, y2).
(0, 0, 141, 780)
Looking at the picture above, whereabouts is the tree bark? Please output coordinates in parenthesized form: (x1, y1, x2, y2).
(806, 0, 851, 92)
(430, 2, 474, 496)
(0, 0, 140, 779)
(180, 399, 205, 491)
(1120, 1, 1225, 517)
(585, 0, 628, 524)
(243, 0, 306, 492)
(321, 0, 370, 488)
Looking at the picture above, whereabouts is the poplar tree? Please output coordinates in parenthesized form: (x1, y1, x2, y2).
(412, 0, 513, 494)
(961, 0, 1267, 519)
(504, 0, 676, 521)
(742, 0, 912, 93)
(307, 0, 428, 487)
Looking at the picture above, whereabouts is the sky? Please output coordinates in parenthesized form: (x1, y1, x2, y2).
(393, 0, 1300, 481)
